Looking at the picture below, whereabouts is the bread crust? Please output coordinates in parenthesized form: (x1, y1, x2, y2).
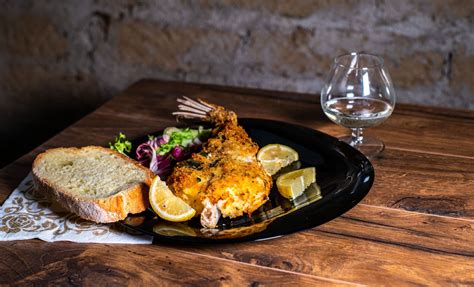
(32, 146, 155, 223)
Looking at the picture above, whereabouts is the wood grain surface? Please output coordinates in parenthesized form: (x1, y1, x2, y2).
(1, 80, 473, 286)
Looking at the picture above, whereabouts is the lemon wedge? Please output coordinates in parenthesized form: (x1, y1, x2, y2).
(257, 144, 299, 175)
(153, 222, 197, 237)
(276, 167, 316, 199)
(149, 176, 196, 222)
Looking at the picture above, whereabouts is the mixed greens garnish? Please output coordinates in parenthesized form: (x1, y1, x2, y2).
(109, 127, 211, 177)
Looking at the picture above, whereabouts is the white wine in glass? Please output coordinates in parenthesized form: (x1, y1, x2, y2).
(321, 53, 396, 158)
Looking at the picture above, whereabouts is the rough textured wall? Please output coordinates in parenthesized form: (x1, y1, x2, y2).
(1, 0, 473, 165)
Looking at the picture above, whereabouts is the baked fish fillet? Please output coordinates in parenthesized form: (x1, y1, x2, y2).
(167, 97, 272, 228)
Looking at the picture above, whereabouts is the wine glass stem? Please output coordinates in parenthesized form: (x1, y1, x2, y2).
(351, 128, 364, 146)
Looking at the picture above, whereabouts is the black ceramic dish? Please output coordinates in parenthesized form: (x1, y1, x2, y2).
(119, 118, 374, 243)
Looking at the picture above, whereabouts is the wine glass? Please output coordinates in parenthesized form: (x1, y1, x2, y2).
(321, 53, 396, 158)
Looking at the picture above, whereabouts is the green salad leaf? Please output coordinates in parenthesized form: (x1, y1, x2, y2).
(157, 127, 210, 155)
(109, 132, 132, 155)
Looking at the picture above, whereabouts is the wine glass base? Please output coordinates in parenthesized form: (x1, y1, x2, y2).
(339, 135, 385, 159)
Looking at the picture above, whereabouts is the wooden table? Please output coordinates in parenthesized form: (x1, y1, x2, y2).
(1, 80, 473, 286)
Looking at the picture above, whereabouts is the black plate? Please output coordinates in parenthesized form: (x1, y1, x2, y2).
(120, 119, 374, 243)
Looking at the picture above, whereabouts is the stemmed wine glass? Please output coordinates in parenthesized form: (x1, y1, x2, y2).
(321, 53, 396, 158)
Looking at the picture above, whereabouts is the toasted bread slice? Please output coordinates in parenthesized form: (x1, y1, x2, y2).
(32, 146, 154, 223)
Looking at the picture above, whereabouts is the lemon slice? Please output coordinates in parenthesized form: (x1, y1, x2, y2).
(153, 222, 197, 237)
(149, 176, 196, 222)
(276, 167, 316, 199)
(257, 144, 299, 175)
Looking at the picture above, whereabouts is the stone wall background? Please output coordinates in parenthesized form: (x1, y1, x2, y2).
(1, 0, 473, 166)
